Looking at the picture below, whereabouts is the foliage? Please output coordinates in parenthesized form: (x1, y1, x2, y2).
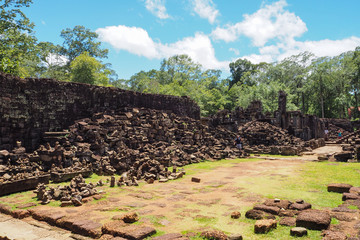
(60, 25, 108, 64)
(70, 52, 110, 86)
(0, 0, 38, 76)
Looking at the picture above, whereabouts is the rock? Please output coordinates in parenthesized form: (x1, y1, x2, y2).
(200, 230, 227, 240)
(263, 199, 291, 209)
(152, 233, 187, 240)
(289, 202, 311, 211)
(191, 177, 201, 183)
(279, 217, 296, 226)
(327, 183, 353, 193)
(342, 192, 360, 201)
(290, 227, 308, 237)
(99, 234, 128, 240)
(254, 219, 277, 234)
(230, 211, 241, 219)
(245, 209, 275, 220)
(278, 209, 298, 217)
(296, 209, 331, 230)
(321, 230, 347, 240)
(102, 221, 156, 240)
(334, 152, 353, 162)
(0, 150, 10, 158)
(117, 212, 139, 223)
(110, 176, 115, 187)
(228, 234, 243, 240)
(60, 201, 73, 207)
(349, 186, 360, 195)
(253, 204, 280, 215)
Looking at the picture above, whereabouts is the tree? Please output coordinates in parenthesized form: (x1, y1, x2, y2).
(159, 54, 201, 85)
(60, 25, 108, 64)
(70, 52, 110, 86)
(0, 0, 37, 76)
(228, 58, 256, 89)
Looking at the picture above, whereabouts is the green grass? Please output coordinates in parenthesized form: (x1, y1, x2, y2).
(250, 154, 298, 158)
(178, 157, 262, 176)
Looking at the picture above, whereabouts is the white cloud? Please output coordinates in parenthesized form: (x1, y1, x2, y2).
(192, 0, 219, 24)
(211, 0, 307, 47)
(145, 0, 170, 19)
(96, 25, 159, 59)
(96, 25, 228, 70)
(240, 36, 360, 64)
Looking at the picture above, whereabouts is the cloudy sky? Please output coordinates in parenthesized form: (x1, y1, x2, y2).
(25, 0, 360, 79)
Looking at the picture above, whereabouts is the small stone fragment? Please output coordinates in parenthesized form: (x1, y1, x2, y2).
(290, 227, 308, 237)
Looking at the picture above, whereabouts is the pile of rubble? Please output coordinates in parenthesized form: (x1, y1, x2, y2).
(34, 174, 97, 206)
(0, 107, 244, 196)
(238, 121, 309, 155)
(326, 123, 350, 141)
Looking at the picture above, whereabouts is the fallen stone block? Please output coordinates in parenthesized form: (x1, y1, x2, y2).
(245, 209, 275, 220)
(228, 234, 243, 240)
(342, 192, 360, 201)
(191, 177, 201, 183)
(296, 209, 331, 230)
(254, 219, 277, 234)
(279, 217, 296, 226)
(230, 211, 241, 219)
(200, 230, 228, 240)
(349, 186, 360, 195)
(152, 233, 187, 240)
(253, 204, 280, 215)
(290, 227, 307, 237)
(289, 202, 311, 211)
(327, 183, 353, 193)
(321, 230, 347, 240)
(102, 221, 156, 240)
(263, 199, 291, 209)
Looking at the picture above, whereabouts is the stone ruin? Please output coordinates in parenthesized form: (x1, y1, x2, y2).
(0, 72, 200, 151)
(0, 72, 350, 198)
(209, 91, 327, 141)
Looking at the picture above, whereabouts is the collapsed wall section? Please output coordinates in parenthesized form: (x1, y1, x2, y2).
(0, 72, 200, 151)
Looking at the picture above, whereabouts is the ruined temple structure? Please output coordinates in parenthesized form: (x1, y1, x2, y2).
(210, 91, 326, 141)
(0, 72, 200, 151)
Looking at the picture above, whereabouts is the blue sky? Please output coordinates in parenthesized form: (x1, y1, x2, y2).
(24, 0, 360, 79)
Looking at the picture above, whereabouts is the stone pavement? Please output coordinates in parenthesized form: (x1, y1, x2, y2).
(0, 213, 90, 240)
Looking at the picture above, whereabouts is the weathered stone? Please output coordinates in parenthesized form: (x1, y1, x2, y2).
(349, 186, 360, 195)
(200, 230, 227, 240)
(191, 177, 201, 183)
(99, 234, 128, 240)
(152, 233, 188, 240)
(321, 230, 347, 240)
(228, 234, 243, 240)
(245, 209, 275, 220)
(290, 227, 307, 237)
(289, 202, 312, 211)
(279, 217, 296, 226)
(253, 204, 280, 215)
(296, 209, 331, 230)
(254, 219, 277, 234)
(327, 183, 353, 193)
(263, 199, 291, 209)
(102, 221, 156, 240)
(342, 192, 360, 201)
(112, 212, 139, 223)
(231, 211, 241, 219)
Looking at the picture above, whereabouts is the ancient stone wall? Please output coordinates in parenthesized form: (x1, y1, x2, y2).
(0, 73, 200, 151)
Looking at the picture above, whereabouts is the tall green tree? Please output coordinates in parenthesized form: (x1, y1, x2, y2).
(228, 58, 256, 89)
(70, 52, 110, 86)
(60, 25, 108, 64)
(0, 0, 37, 76)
